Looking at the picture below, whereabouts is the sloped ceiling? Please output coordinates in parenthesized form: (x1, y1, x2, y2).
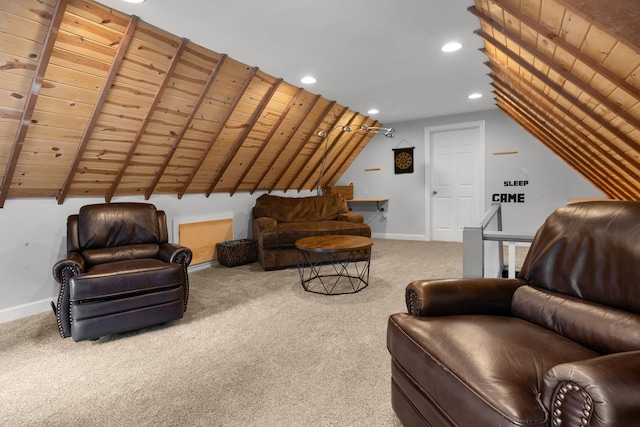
(471, 0, 640, 200)
(2, 0, 639, 208)
(0, 0, 381, 207)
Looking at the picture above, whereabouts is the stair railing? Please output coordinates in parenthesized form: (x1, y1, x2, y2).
(462, 202, 534, 278)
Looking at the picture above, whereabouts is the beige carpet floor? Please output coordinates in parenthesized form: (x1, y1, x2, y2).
(0, 239, 484, 427)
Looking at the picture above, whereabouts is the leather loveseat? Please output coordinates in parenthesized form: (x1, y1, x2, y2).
(52, 203, 192, 342)
(252, 193, 371, 270)
(387, 201, 640, 426)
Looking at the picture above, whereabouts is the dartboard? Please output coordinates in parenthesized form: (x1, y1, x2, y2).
(395, 152, 413, 170)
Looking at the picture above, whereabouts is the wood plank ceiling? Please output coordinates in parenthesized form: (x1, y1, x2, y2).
(471, 0, 640, 200)
(0, 0, 381, 207)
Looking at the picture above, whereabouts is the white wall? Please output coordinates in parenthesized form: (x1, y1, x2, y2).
(339, 109, 604, 239)
(0, 108, 605, 322)
(0, 191, 311, 323)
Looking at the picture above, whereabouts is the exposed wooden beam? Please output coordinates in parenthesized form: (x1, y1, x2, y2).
(106, 37, 188, 202)
(494, 84, 635, 198)
(496, 94, 624, 200)
(471, 3, 640, 107)
(144, 54, 228, 199)
(322, 118, 369, 186)
(476, 31, 640, 160)
(57, 15, 139, 205)
(229, 81, 299, 196)
(555, 0, 640, 51)
(180, 66, 258, 198)
(325, 119, 381, 186)
(273, 98, 334, 193)
(500, 101, 621, 200)
(0, 0, 68, 208)
(487, 61, 640, 181)
(297, 110, 353, 193)
(474, 20, 640, 153)
(311, 113, 359, 193)
(256, 94, 320, 194)
(219, 77, 284, 196)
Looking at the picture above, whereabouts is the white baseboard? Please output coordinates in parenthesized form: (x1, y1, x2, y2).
(0, 299, 53, 324)
(372, 233, 426, 241)
(188, 260, 220, 272)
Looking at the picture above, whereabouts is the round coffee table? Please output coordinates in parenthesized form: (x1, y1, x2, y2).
(295, 235, 374, 295)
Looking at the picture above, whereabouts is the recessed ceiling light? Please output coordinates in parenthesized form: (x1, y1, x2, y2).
(441, 42, 462, 53)
(122, 0, 146, 3)
(468, 93, 483, 99)
(368, 109, 379, 115)
(301, 76, 317, 84)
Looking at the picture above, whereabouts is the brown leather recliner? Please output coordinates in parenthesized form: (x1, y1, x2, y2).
(387, 201, 640, 426)
(52, 203, 192, 342)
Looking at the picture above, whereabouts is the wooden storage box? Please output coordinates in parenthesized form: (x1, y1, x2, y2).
(216, 239, 258, 267)
(325, 182, 354, 200)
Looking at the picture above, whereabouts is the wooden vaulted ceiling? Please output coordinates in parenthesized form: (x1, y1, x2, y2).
(2, 1, 639, 209)
(0, 0, 380, 207)
(471, 0, 640, 200)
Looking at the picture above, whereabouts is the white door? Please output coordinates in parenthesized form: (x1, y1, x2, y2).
(427, 122, 484, 241)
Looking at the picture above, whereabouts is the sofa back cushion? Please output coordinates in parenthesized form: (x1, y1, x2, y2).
(76, 203, 162, 250)
(253, 194, 348, 223)
(519, 201, 640, 314)
(512, 285, 640, 354)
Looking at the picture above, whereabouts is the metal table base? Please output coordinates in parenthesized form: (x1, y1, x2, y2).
(296, 248, 370, 295)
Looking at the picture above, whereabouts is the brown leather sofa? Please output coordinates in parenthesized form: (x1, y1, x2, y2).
(387, 201, 640, 426)
(252, 193, 371, 270)
(52, 203, 192, 342)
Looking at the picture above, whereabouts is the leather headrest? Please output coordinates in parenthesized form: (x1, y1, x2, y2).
(519, 201, 640, 313)
(77, 203, 161, 250)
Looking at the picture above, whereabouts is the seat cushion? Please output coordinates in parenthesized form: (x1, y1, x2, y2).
(387, 313, 599, 426)
(70, 259, 184, 301)
(82, 243, 160, 267)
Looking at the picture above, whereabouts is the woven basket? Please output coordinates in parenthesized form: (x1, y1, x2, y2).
(216, 239, 258, 267)
(325, 182, 354, 200)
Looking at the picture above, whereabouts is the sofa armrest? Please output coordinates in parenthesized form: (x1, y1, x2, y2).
(543, 351, 640, 426)
(253, 216, 278, 233)
(405, 278, 525, 316)
(337, 212, 364, 223)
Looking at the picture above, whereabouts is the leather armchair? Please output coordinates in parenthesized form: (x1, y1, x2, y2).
(52, 203, 192, 342)
(387, 201, 640, 426)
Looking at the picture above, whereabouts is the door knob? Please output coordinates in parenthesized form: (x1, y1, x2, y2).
(432, 190, 438, 195)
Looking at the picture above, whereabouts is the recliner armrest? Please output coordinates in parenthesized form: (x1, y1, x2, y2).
(52, 251, 85, 283)
(159, 243, 192, 266)
(51, 251, 85, 338)
(405, 278, 524, 316)
(543, 351, 640, 426)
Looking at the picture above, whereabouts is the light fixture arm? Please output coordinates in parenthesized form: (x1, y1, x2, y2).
(316, 125, 347, 194)
(315, 124, 396, 194)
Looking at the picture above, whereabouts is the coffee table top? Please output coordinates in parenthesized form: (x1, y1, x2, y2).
(295, 235, 374, 253)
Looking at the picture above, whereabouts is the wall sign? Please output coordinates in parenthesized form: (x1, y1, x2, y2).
(492, 180, 529, 203)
